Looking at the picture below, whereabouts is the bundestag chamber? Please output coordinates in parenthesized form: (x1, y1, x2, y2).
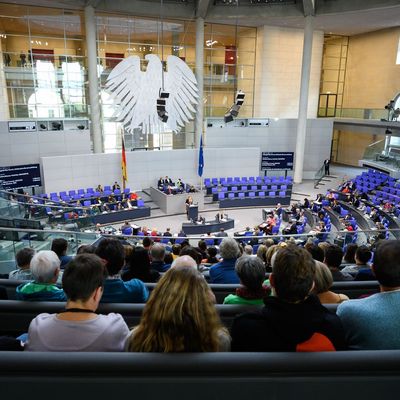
(0, 0, 400, 398)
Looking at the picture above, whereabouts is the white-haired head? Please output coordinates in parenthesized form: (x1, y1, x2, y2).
(30, 250, 60, 283)
(171, 255, 197, 270)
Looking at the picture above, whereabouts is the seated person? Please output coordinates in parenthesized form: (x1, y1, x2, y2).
(157, 177, 164, 190)
(96, 184, 103, 193)
(341, 245, 372, 277)
(26, 254, 130, 352)
(112, 181, 121, 191)
(176, 178, 185, 192)
(324, 244, 353, 281)
(16, 251, 66, 301)
(338, 240, 400, 349)
(95, 238, 149, 303)
(150, 243, 168, 272)
(126, 260, 230, 352)
(9, 247, 35, 280)
(121, 221, 133, 235)
(51, 238, 73, 269)
(224, 256, 270, 305)
(209, 238, 241, 284)
(121, 246, 160, 283)
(231, 245, 346, 351)
(313, 261, 349, 304)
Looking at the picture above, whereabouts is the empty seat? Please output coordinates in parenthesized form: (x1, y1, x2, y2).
(124, 188, 131, 194)
(227, 177, 233, 183)
(241, 177, 248, 183)
(86, 188, 94, 193)
(241, 185, 247, 191)
(68, 190, 76, 196)
(104, 186, 111, 191)
(59, 191, 67, 197)
(248, 177, 255, 183)
(261, 185, 268, 191)
(204, 178, 211, 186)
(238, 192, 245, 199)
(211, 187, 218, 194)
(231, 186, 238, 192)
(50, 192, 57, 197)
(211, 178, 218, 185)
(271, 185, 278, 190)
(251, 185, 257, 191)
(221, 186, 228, 192)
(220, 178, 226, 184)
(249, 192, 256, 198)
(258, 191, 265, 197)
(77, 189, 85, 194)
(137, 199, 145, 207)
(218, 192, 225, 200)
(269, 191, 276, 197)
(83, 200, 91, 207)
(279, 191, 286, 197)
(228, 193, 235, 199)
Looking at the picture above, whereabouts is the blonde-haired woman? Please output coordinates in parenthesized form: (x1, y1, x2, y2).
(126, 264, 230, 352)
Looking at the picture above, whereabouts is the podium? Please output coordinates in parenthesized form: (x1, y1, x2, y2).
(188, 205, 198, 221)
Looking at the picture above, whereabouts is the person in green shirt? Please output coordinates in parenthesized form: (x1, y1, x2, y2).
(223, 256, 270, 305)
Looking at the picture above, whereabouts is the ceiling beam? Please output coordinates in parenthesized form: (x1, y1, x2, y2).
(302, 0, 315, 16)
(196, 0, 211, 18)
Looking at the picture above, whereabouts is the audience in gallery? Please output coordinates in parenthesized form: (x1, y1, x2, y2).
(323, 245, 353, 282)
(121, 246, 160, 283)
(223, 256, 270, 305)
(51, 238, 73, 269)
(230, 245, 346, 352)
(338, 240, 400, 350)
(8, 247, 35, 280)
(94, 238, 149, 303)
(25, 254, 130, 352)
(126, 257, 230, 352)
(16, 250, 66, 302)
(341, 246, 372, 278)
(209, 238, 241, 284)
(313, 261, 349, 304)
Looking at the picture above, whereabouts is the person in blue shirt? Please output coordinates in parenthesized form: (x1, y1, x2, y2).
(338, 240, 400, 349)
(95, 238, 149, 303)
(209, 238, 240, 284)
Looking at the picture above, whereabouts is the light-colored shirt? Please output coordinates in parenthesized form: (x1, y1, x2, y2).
(337, 290, 400, 350)
(26, 312, 130, 352)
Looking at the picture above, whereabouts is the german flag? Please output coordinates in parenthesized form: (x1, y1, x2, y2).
(121, 134, 127, 189)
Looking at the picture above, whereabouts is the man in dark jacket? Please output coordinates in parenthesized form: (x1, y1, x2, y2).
(231, 245, 346, 352)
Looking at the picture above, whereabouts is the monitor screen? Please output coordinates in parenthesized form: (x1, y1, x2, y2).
(0, 164, 42, 190)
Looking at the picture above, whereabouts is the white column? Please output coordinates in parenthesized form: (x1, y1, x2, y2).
(294, 16, 314, 183)
(84, 5, 103, 153)
(194, 17, 204, 148)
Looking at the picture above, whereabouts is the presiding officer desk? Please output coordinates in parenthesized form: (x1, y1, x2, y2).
(181, 218, 234, 235)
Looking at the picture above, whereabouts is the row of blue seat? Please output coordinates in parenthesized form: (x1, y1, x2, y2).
(43, 187, 131, 202)
(217, 191, 287, 200)
(205, 176, 292, 187)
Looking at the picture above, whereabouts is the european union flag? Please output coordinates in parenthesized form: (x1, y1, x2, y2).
(198, 134, 204, 177)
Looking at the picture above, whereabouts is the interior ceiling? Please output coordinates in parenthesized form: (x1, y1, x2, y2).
(0, 0, 399, 36)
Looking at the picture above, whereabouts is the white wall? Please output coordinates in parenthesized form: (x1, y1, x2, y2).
(254, 26, 324, 118)
(41, 147, 260, 193)
(206, 118, 333, 179)
(0, 121, 90, 167)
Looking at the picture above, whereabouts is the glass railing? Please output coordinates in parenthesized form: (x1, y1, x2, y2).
(314, 163, 325, 188)
(0, 227, 99, 275)
(362, 139, 385, 161)
(0, 226, 396, 277)
(0, 190, 97, 231)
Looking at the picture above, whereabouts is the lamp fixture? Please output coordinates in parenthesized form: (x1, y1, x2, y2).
(224, 90, 246, 123)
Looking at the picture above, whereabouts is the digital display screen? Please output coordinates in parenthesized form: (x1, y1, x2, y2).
(261, 152, 294, 170)
(0, 164, 42, 190)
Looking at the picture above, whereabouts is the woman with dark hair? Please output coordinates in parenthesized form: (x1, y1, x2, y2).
(343, 243, 358, 264)
(126, 264, 230, 352)
(121, 246, 160, 283)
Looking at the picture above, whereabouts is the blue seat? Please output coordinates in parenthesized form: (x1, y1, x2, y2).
(279, 191, 286, 197)
(261, 185, 268, 191)
(221, 186, 228, 192)
(238, 192, 245, 199)
(83, 200, 91, 207)
(228, 193, 235, 199)
(218, 193, 225, 200)
(220, 178, 226, 184)
(227, 177, 233, 184)
(268, 191, 276, 197)
(211, 178, 218, 185)
(248, 177, 255, 183)
(59, 191, 67, 197)
(50, 192, 57, 198)
(211, 187, 218, 194)
(86, 188, 94, 193)
(204, 178, 211, 186)
(77, 189, 85, 195)
(137, 199, 145, 207)
(241, 177, 248, 183)
(258, 191, 265, 197)
(280, 185, 287, 191)
(68, 190, 76, 196)
(249, 192, 256, 198)
(241, 185, 247, 191)
(251, 185, 257, 191)
(104, 186, 111, 191)
(124, 188, 130, 194)
(231, 186, 238, 192)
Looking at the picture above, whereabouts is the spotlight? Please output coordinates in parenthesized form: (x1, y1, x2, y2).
(235, 91, 245, 106)
(230, 104, 240, 117)
(224, 112, 234, 123)
(156, 91, 170, 123)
